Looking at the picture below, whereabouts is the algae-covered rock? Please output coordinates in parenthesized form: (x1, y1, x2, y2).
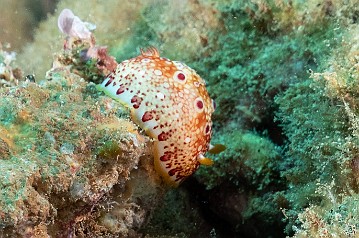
(1, 0, 359, 237)
(276, 22, 359, 237)
(0, 45, 164, 236)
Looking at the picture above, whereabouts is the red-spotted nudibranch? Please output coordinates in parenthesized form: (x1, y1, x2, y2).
(98, 47, 224, 187)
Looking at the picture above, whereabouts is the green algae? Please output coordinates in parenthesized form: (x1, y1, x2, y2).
(0, 158, 37, 213)
(192, 4, 342, 131)
(0, 98, 17, 125)
(1, 0, 359, 237)
(196, 131, 281, 190)
(179, 0, 357, 236)
(195, 130, 285, 236)
(96, 140, 123, 161)
(276, 25, 359, 235)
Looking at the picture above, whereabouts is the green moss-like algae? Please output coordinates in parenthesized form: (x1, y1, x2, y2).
(2, 0, 359, 237)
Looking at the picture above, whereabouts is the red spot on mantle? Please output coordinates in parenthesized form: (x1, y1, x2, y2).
(105, 78, 113, 87)
(131, 95, 142, 109)
(160, 154, 171, 161)
(116, 85, 125, 95)
(142, 111, 154, 122)
(160, 151, 176, 162)
(177, 72, 185, 80)
(205, 125, 210, 134)
(158, 132, 168, 141)
(196, 100, 203, 109)
(168, 168, 180, 176)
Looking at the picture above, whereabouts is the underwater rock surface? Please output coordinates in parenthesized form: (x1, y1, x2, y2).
(0, 46, 164, 236)
(0, 0, 359, 237)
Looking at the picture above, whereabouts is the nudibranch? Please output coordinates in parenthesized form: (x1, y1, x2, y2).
(98, 47, 224, 187)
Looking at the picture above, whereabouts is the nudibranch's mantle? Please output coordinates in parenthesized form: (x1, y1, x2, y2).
(99, 47, 220, 187)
